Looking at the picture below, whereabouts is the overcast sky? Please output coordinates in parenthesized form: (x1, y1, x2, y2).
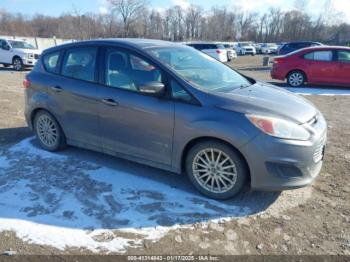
(1, 0, 349, 22)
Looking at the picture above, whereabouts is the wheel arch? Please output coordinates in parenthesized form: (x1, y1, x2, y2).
(180, 136, 251, 183)
(286, 69, 308, 81)
(30, 107, 64, 136)
(12, 55, 22, 63)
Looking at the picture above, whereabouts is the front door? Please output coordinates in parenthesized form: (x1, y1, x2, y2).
(0, 39, 12, 64)
(97, 47, 174, 165)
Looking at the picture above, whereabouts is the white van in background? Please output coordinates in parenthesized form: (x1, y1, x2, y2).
(186, 42, 228, 63)
(0, 39, 41, 71)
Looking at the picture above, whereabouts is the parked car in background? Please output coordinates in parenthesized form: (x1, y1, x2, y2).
(222, 43, 237, 61)
(271, 46, 350, 87)
(186, 42, 228, 62)
(260, 43, 278, 54)
(278, 41, 322, 55)
(24, 39, 327, 200)
(254, 43, 263, 54)
(236, 42, 256, 56)
(0, 38, 41, 71)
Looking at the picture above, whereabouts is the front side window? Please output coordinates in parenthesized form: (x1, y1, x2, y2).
(337, 50, 350, 63)
(147, 46, 251, 93)
(304, 51, 332, 61)
(43, 52, 60, 73)
(105, 48, 162, 92)
(171, 80, 194, 103)
(61, 47, 97, 82)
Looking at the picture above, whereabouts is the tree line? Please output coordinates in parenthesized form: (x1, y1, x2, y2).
(0, 0, 349, 44)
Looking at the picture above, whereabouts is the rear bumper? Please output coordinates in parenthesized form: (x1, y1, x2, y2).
(270, 66, 286, 80)
(240, 114, 327, 191)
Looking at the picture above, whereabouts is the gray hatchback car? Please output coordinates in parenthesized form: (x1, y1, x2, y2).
(24, 39, 327, 199)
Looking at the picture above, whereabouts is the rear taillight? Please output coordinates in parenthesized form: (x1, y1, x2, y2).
(273, 58, 284, 64)
(23, 78, 30, 89)
(216, 49, 222, 54)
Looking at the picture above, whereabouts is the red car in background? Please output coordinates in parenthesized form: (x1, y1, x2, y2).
(271, 46, 350, 87)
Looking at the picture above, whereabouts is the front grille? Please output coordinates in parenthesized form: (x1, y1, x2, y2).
(34, 54, 39, 59)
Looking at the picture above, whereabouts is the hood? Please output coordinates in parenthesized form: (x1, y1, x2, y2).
(213, 82, 317, 124)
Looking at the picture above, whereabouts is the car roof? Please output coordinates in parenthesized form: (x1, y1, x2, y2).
(186, 42, 222, 45)
(285, 41, 322, 45)
(299, 45, 350, 52)
(42, 38, 184, 54)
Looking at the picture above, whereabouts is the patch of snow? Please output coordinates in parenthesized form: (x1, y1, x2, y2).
(284, 87, 350, 96)
(0, 138, 277, 253)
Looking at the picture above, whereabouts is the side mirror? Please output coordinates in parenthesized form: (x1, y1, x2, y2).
(139, 81, 165, 96)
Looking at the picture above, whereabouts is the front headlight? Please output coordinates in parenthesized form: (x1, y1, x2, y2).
(246, 114, 310, 141)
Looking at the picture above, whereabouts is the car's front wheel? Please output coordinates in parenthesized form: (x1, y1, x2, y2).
(287, 70, 306, 87)
(13, 57, 24, 71)
(33, 110, 66, 151)
(186, 141, 248, 200)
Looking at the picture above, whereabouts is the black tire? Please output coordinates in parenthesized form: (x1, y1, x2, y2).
(13, 57, 24, 71)
(185, 140, 248, 200)
(287, 70, 306, 87)
(33, 110, 66, 151)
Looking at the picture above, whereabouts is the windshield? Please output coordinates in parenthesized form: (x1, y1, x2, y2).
(241, 43, 250, 47)
(8, 40, 36, 49)
(147, 46, 251, 92)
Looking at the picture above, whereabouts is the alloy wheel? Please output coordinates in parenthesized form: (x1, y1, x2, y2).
(288, 72, 304, 87)
(192, 148, 237, 194)
(36, 114, 58, 147)
(13, 58, 23, 71)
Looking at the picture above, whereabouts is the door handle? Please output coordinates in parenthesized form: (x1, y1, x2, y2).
(101, 98, 119, 106)
(51, 86, 63, 92)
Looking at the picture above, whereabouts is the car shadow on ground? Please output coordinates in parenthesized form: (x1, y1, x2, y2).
(0, 133, 281, 231)
(0, 66, 31, 72)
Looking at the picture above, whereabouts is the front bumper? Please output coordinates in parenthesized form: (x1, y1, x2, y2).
(23, 58, 38, 66)
(244, 49, 256, 54)
(240, 113, 327, 191)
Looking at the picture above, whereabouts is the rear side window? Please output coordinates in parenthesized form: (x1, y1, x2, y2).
(304, 51, 333, 61)
(61, 47, 97, 82)
(43, 52, 60, 73)
(337, 50, 350, 63)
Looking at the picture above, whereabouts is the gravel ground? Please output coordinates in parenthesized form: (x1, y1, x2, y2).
(0, 55, 349, 256)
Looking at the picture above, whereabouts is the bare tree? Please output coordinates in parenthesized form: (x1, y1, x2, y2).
(108, 0, 146, 37)
(0, 3, 349, 45)
(185, 5, 203, 40)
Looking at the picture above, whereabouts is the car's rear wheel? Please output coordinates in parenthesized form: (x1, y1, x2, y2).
(13, 57, 24, 71)
(186, 141, 248, 200)
(287, 70, 306, 87)
(33, 110, 66, 151)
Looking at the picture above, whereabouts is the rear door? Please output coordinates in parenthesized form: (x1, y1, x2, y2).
(303, 50, 335, 83)
(335, 49, 350, 85)
(47, 46, 101, 149)
(97, 46, 174, 165)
